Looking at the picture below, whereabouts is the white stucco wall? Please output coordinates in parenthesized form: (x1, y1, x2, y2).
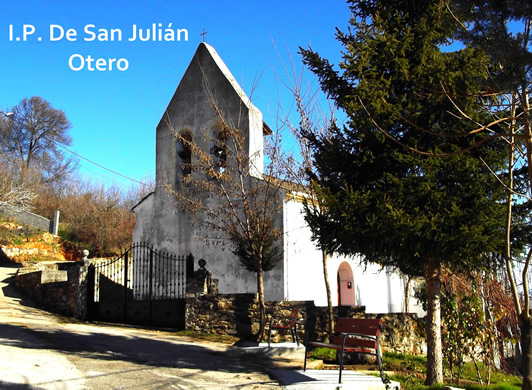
(132, 188, 285, 300)
(282, 196, 425, 315)
(131, 192, 155, 243)
(247, 105, 264, 178)
(282, 196, 327, 303)
(353, 264, 403, 313)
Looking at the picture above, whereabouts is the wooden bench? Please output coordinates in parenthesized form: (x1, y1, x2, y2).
(304, 317, 388, 384)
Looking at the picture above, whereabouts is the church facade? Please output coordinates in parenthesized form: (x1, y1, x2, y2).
(132, 42, 424, 315)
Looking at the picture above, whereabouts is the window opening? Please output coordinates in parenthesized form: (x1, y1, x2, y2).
(177, 131, 192, 178)
(211, 129, 228, 173)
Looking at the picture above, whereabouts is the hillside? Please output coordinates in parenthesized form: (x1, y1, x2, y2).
(0, 219, 81, 267)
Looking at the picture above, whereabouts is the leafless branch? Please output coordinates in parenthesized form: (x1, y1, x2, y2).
(480, 157, 532, 201)
(359, 97, 508, 157)
(523, 247, 532, 320)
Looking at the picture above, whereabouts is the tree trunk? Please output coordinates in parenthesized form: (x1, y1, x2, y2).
(256, 269, 266, 342)
(403, 275, 411, 313)
(521, 315, 532, 390)
(425, 259, 443, 385)
(322, 250, 334, 341)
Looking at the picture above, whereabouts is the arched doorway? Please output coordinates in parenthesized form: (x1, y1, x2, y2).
(337, 262, 355, 306)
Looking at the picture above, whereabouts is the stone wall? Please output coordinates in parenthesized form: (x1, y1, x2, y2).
(185, 293, 259, 337)
(380, 313, 426, 355)
(300, 305, 426, 355)
(3, 246, 56, 260)
(0, 203, 58, 234)
(185, 290, 426, 355)
(13, 260, 426, 356)
(14, 262, 91, 319)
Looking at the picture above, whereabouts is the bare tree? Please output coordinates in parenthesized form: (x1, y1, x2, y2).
(165, 82, 287, 340)
(271, 43, 338, 338)
(0, 168, 36, 211)
(0, 97, 77, 189)
(123, 174, 156, 210)
(52, 177, 139, 256)
(498, 91, 532, 383)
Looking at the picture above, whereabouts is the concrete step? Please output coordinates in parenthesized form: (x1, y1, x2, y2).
(238, 341, 400, 389)
(270, 369, 400, 390)
(239, 341, 306, 360)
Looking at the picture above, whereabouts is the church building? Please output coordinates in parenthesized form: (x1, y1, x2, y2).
(132, 42, 423, 315)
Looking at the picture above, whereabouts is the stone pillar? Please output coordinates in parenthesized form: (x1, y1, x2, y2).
(80, 249, 90, 266)
(72, 250, 92, 320)
(186, 259, 218, 297)
(52, 210, 60, 235)
(76, 264, 91, 320)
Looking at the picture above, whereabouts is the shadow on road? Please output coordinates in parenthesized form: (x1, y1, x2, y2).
(0, 322, 274, 377)
(0, 381, 38, 389)
(0, 263, 281, 388)
(0, 248, 22, 269)
(0, 267, 49, 314)
(0, 252, 25, 301)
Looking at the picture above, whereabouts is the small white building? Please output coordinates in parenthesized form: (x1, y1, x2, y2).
(132, 42, 424, 315)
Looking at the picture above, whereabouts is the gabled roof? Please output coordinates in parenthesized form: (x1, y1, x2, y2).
(131, 191, 154, 212)
(169, 42, 272, 135)
(200, 42, 252, 109)
(199, 43, 273, 135)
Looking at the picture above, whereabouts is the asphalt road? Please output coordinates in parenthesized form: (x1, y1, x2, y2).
(0, 264, 281, 389)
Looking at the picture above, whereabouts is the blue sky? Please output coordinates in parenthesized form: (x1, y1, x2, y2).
(0, 0, 350, 190)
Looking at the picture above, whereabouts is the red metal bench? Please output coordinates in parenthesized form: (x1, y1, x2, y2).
(267, 307, 299, 347)
(304, 317, 388, 384)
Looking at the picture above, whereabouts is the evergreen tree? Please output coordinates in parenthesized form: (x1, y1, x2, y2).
(300, 0, 507, 384)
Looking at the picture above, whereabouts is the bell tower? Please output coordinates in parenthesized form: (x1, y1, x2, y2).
(155, 42, 270, 191)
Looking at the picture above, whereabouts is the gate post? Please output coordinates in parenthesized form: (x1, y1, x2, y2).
(186, 254, 194, 279)
(86, 264, 95, 320)
(124, 250, 129, 323)
(149, 247, 154, 324)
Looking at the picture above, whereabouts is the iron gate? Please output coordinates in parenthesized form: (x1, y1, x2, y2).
(88, 243, 193, 328)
